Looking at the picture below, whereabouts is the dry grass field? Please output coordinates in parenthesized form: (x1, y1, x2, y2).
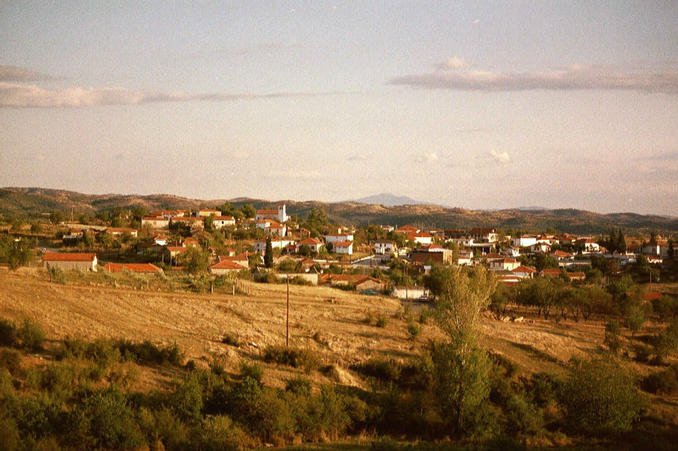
(2, 266, 678, 423)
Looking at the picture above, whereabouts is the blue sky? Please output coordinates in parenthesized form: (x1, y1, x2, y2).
(1, 1, 677, 214)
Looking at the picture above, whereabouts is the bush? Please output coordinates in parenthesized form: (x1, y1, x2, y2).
(114, 339, 183, 366)
(376, 314, 388, 328)
(406, 321, 421, 342)
(285, 376, 311, 395)
(0, 349, 21, 375)
(351, 358, 401, 383)
(641, 366, 678, 394)
(17, 318, 45, 352)
(262, 345, 321, 373)
(196, 415, 249, 451)
(221, 334, 240, 347)
(0, 318, 17, 347)
(84, 387, 146, 449)
(560, 357, 645, 434)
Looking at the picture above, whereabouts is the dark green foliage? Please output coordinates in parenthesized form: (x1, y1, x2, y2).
(285, 376, 312, 395)
(262, 345, 321, 373)
(0, 318, 17, 347)
(17, 318, 45, 352)
(407, 321, 421, 341)
(560, 357, 645, 434)
(375, 314, 388, 328)
(0, 349, 21, 375)
(171, 374, 204, 422)
(83, 386, 145, 449)
(264, 236, 273, 268)
(114, 339, 184, 366)
(641, 365, 678, 395)
(351, 358, 401, 383)
(221, 333, 240, 347)
(605, 320, 623, 354)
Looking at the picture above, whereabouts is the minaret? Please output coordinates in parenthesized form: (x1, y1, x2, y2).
(278, 203, 287, 223)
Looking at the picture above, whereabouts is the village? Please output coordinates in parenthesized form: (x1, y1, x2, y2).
(35, 202, 674, 302)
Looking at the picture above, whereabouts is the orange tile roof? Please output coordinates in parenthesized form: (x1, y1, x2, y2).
(333, 241, 353, 247)
(210, 260, 245, 270)
(103, 263, 162, 273)
(43, 252, 96, 262)
(512, 265, 537, 273)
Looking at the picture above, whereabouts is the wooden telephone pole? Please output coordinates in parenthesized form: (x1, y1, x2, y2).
(286, 276, 290, 347)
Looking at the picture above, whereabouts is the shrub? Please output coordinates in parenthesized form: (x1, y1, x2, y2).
(351, 358, 401, 383)
(0, 349, 21, 375)
(0, 414, 21, 451)
(17, 318, 45, 352)
(196, 415, 249, 451)
(171, 374, 204, 422)
(375, 314, 388, 328)
(114, 339, 183, 366)
(0, 318, 17, 347)
(221, 334, 240, 347)
(604, 320, 622, 355)
(285, 376, 311, 395)
(239, 362, 263, 384)
(560, 357, 645, 434)
(503, 394, 544, 435)
(406, 321, 421, 342)
(641, 366, 678, 395)
(84, 387, 146, 449)
(262, 345, 321, 373)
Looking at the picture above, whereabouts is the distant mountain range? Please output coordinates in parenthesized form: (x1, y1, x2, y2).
(352, 193, 424, 206)
(1, 187, 677, 235)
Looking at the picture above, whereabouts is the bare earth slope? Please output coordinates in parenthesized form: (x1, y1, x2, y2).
(0, 268, 618, 386)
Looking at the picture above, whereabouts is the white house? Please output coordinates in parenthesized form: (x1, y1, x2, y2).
(332, 241, 353, 255)
(511, 265, 537, 279)
(373, 241, 397, 255)
(470, 228, 498, 243)
(196, 209, 221, 217)
(43, 253, 98, 272)
(489, 258, 521, 272)
(141, 216, 170, 229)
(297, 237, 324, 253)
(325, 234, 354, 244)
(254, 238, 296, 253)
(212, 216, 236, 229)
(392, 286, 429, 301)
(255, 204, 288, 223)
(410, 233, 433, 245)
(512, 235, 537, 248)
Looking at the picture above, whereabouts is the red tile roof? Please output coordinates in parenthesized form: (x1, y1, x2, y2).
(512, 265, 536, 273)
(43, 252, 96, 262)
(333, 241, 353, 247)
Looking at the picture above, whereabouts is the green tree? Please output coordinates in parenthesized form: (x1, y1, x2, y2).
(264, 237, 273, 268)
(6, 238, 34, 270)
(241, 204, 256, 219)
(431, 266, 497, 435)
(561, 357, 644, 434)
(179, 247, 209, 274)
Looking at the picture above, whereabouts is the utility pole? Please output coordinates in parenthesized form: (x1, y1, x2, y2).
(286, 275, 290, 347)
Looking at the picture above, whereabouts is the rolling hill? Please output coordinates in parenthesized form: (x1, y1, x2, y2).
(1, 187, 677, 235)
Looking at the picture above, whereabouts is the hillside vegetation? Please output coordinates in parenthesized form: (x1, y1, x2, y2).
(2, 187, 677, 234)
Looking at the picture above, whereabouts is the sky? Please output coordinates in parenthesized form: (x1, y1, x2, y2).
(1, 1, 677, 215)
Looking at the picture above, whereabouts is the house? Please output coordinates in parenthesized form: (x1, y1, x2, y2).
(196, 209, 220, 217)
(254, 238, 296, 253)
(149, 209, 185, 218)
(43, 253, 97, 272)
(256, 219, 287, 236)
(255, 204, 288, 223)
(540, 268, 562, 278)
(410, 244, 453, 265)
(577, 238, 600, 254)
(141, 216, 170, 229)
(568, 271, 586, 281)
(209, 260, 246, 275)
(320, 274, 387, 291)
(373, 241, 396, 255)
(408, 232, 432, 245)
(550, 250, 573, 261)
(325, 234, 354, 244)
(530, 242, 551, 253)
(497, 274, 522, 285)
(332, 241, 353, 255)
(152, 234, 168, 246)
(103, 263, 162, 274)
(105, 227, 138, 238)
(489, 258, 520, 272)
(183, 237, 200, 248)
(456, 250, 473, 266)
(297, 238, 324, 254)
(212, 216, 236, 229)
(512, 235, 537, 248)
(392, 286, 429, 300)
(511, 265, 537, 279)
(395, 225, 420, 235)
(470, 228, 498, 243)
(164, 246, 188, 264)
(170, 217, 204, 230)
(218, 254, 249, 269)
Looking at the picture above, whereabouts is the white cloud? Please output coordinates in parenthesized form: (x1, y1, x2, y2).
(0, 82, 340, 108)
(415, 152, 439, 163)
(490, 150, 510, 163)
(0, 65, 56, 82)
(389, 62, 678, 93)
(437, 57, 469, 71)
